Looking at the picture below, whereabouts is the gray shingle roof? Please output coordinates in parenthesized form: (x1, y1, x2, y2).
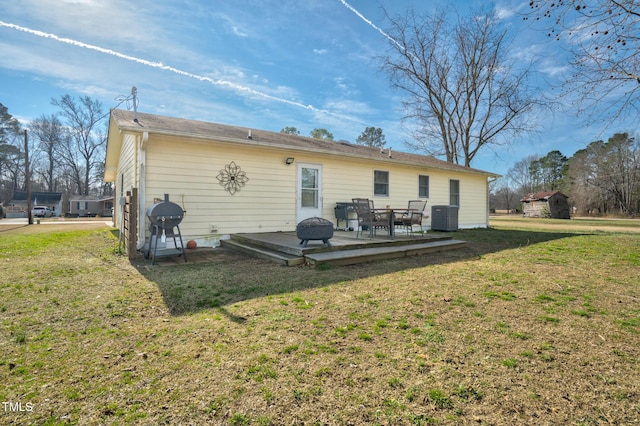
(11, 191, 62, 203)
(109, 109, 497, 177)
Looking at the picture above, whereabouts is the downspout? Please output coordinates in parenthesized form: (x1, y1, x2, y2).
(136, 131, 148, 250)
(487, 176, 498, 228)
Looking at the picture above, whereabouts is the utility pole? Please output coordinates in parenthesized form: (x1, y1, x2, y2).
(25, 129, 32, 225)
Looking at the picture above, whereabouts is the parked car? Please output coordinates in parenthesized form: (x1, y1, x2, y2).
(32, 206, 53, 217)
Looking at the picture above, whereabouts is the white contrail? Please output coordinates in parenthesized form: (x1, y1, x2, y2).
(337, 0, 403, 50)
(0, 20, 349, 120)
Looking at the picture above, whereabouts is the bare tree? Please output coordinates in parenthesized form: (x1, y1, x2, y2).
(567, 144, 601, 214)
(494, 184, 518, 212)
(506, 154, 539, 195)
(526, 0, 640, 121)
(51, 95, 106, 195)
(29, 114, 66, 193)
(380, 7, 541, 167)
(598, 133, 640, 214)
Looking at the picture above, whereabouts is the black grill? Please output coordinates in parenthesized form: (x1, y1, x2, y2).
(145, 194, 187, 264)
(147, 194, 184, 229)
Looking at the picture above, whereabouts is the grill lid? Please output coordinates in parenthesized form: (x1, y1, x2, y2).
(147, 194, 184, 229)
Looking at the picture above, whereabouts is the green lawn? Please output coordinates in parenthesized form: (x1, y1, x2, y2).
(1, 218, 638, 425)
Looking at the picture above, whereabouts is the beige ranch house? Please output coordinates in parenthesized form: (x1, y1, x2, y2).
(104, 109, 498, 250)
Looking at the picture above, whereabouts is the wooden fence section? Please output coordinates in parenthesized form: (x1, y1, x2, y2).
(124, 189, 138, 259)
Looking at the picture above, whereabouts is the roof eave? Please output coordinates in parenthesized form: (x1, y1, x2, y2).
(111, 110, 499, 178)
(116, 125, 497, 177)
(104, 114, 123, 182)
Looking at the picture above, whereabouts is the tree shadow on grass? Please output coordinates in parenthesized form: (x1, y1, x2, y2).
(134, 227, 585, 316)
(0, 224, 29, 233)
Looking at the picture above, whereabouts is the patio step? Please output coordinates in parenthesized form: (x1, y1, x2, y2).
(228, 232, 455, 256)
(222, 234, 467, 267)
(221, 239, 306, 266)
(303, 239, 467, 266)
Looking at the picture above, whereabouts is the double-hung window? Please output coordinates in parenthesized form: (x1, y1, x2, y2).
(374, 170, 389, 196)
(449, 179, 460, 206)
(419, 175, 430, 198)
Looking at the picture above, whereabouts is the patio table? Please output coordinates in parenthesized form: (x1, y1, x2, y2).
(373, 207, 417, 238)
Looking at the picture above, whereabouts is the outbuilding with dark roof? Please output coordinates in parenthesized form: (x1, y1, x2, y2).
(521, 191, 570, 219)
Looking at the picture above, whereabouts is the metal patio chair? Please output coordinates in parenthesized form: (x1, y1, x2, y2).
(393, 200, 427, 238)
(352, 198, 390, 239)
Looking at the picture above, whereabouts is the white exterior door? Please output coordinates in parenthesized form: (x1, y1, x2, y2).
(296, 163, 323, 223)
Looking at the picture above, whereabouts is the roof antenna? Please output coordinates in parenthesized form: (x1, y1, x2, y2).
(131, 86, 139, 123)
(114, 86, 140, 122)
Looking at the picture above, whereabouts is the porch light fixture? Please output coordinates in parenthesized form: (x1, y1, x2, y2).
(285, 157, 295, 165)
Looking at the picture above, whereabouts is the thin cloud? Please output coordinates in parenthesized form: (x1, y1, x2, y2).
(0, 20, 355, 121)
(215, 13, 249, 38)
(231, 26, 248, 37)
(494, 5, 515, 20)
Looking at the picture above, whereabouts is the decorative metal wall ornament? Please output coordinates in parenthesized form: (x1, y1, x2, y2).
(216, 161, 249, 195)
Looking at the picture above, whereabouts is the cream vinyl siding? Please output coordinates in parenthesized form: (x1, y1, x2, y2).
(114, 133, 137, 206)
(143, 136, 489, 238)
(108, 132, 139, 246)
(314, 158, 489, 229)
(144, 135, 297, 236)
(450, 173, 490, 228)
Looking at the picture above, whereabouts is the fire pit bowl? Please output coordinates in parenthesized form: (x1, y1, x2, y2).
(296, 217, 333, 248)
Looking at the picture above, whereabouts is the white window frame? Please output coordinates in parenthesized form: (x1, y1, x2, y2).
(449, 179, 460, 206)
(419, 175, 430, 198)
(373, 170, 390, 197)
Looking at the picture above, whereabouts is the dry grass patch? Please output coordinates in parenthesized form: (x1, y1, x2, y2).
(0, 219, 638, 424)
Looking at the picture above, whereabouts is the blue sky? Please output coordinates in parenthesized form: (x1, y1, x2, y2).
(0, 0, 636, 177)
